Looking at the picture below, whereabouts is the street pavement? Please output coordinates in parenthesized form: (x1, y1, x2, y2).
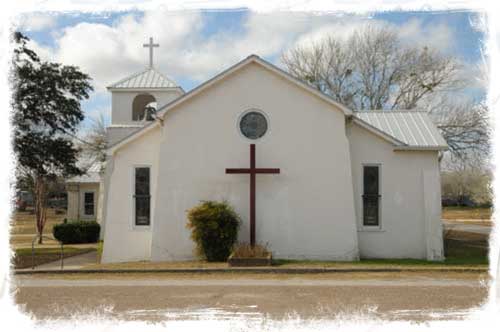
(13, 273, 488, 322)
(442, 220, 491, 235)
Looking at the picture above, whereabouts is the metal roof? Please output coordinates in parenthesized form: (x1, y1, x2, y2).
(353, 111, 448, 150)
(107, 67, 178, 90)
(66, 161, 103, 184)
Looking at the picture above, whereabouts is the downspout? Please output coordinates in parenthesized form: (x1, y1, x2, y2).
(77, 184, 80, 221)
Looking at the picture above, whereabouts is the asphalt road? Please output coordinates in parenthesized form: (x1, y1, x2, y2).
(13, 274, 488, 322)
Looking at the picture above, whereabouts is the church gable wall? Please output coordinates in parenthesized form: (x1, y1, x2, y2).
(151, 62, 359, 261)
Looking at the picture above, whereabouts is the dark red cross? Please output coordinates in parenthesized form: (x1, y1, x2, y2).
(226, 144, 280, 246)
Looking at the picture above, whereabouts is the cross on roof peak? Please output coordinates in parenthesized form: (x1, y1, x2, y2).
(143, 37, 159, 68)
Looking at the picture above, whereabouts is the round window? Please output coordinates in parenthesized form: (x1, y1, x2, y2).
(239, 111, 268, 140)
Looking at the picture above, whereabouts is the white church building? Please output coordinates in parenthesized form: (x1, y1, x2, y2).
(70, 39, 448, 263)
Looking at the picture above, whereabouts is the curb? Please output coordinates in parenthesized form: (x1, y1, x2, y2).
(14, 267, 488, 275)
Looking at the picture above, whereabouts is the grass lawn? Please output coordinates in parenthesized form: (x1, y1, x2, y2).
(274, 243, 487, 267)
(10, 209, 98, 250)
(11, 209, 99, 268)
(10, 209, 65, 248)
(84, 236, 487, 271)
(442, 206, 491, 220)
(12, 208, 488, 271)
(13, 247, 96, 269)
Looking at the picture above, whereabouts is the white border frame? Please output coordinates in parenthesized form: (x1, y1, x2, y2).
(237, 108, 271, 142)
(131, 164, 152, 230)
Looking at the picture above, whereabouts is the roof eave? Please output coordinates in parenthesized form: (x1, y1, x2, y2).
(155, 55, 353, 119)
(106, 86, 184, 93)
(393, 146, 448, 151)
(108, 54, 355, 153)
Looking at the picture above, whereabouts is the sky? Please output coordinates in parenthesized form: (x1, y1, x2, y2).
(16, 9, 487, 131)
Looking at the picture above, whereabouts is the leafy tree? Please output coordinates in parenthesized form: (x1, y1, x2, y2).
(12, 32, 93, 243)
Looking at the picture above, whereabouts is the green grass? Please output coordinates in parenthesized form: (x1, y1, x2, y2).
(273, 241, 488, 267)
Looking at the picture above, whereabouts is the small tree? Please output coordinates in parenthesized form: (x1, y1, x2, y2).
(186, 201, 240, 262)
(12, 32, 93, 243)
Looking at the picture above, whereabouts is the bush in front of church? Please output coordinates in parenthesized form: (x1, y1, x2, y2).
(187, 200, 241, 262)
(53, 220, 101, 244)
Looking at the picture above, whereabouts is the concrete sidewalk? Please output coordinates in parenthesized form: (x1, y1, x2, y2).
(443, 221, 492, 235)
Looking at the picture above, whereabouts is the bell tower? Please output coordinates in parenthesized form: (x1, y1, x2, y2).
(105, 37, 184, 145)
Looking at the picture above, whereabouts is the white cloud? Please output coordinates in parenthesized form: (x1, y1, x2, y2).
(19, 13, 57, 31)
(31, 11, 463, 95)
(398, 18, 455, 53)
(291, 17, 456, 54)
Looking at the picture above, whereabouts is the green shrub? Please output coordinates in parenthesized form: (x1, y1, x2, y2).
(186, 201, 240, 262)
(53, 220, 100, 244)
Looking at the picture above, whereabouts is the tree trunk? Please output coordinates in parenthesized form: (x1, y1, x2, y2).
(34, 175, 47, 244)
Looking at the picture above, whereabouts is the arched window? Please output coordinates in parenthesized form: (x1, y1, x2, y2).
(132, 94, 157, 121)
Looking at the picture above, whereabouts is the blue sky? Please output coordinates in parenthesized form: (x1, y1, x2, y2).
(19, 10, 486, 130)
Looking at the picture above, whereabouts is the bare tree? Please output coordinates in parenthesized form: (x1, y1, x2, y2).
(282, 25, 463, 110)
(79, 112, 108, 163)
(281, 24, 487, 161)
(441, 167, 492, 206)
(427, 98, 490, 163)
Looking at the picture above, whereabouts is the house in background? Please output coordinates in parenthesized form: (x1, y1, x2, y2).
(65, 161, 103, 223)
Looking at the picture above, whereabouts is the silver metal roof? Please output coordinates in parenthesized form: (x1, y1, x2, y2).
(66, 161, 103, 184)
(107, 67, 178, 89)
(353, 111, 448, 150)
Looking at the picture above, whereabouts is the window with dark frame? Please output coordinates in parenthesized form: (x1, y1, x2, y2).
(363, 165, 380, 226)
(84, 192, 95, 216)
(134, 167, 151, 226)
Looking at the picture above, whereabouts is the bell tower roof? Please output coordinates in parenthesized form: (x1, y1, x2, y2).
(107, 36, 182, 92)
(107, 67, 180, 91)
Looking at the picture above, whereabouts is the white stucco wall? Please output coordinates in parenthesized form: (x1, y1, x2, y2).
(111, 90, 183, 126)
(66, 184, 79, 221)
(101, 127, 161, 263)
(348, 121, 443, 260)
(150, 62, 359, 261)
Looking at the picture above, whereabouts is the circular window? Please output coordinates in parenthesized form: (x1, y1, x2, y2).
(239, 111, 268, 140)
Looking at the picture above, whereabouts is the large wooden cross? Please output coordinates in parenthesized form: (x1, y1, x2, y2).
(226, 144, 280, 246)
(143, 37, 159, 68)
